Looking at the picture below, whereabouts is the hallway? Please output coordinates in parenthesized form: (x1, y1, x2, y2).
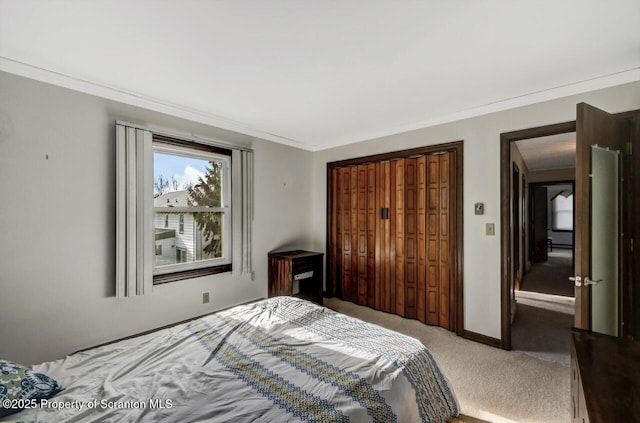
(520, 248, 574, 297)
(512, 248, 575, 366)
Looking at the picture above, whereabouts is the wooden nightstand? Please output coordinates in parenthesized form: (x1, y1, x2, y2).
(268, 250, 324, 305)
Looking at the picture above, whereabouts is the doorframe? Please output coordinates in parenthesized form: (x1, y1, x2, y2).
(512, 162, 520, 291)
(326, 141, 465, 336)
(499, 121, 576, 350)
(528, 180, 576, 268)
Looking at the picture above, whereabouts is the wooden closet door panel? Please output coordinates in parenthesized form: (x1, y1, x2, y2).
(448, 152, 457, 331)
(376, 161, 395, 312)
(357, 164, 368, 305)
(404, 158, 417, 319)
(327, 145, 459, 333)
(367, 163, 377, 307)
(395, 159, 405, 316)
(350, 166, 359, 302)
(417, 156, 427, 323)
(329, 168, 339, 297)
(389, 160, 397, 314)
(340, 167, 352, 301)
(438, 153, 451, 329)
(426, 155, 440, 325)
(335, 168, 343, 298)
(375, 162, 383, 309)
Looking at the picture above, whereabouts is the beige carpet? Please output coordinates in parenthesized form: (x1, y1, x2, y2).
(512, 291, 574, 366)
(521, 249, 574, 297)
(324, 298, 570, 423)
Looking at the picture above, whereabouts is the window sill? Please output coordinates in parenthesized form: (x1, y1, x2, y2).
(153, 264, 232, 285)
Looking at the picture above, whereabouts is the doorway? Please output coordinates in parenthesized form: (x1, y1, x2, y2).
(523, 181, 575, 297)
(501, 105, 640, 351)
(500, 121, 576, 351)
(508, 128, 577, 364)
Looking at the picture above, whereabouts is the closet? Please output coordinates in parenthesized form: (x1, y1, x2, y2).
(327, 143, 462, 332)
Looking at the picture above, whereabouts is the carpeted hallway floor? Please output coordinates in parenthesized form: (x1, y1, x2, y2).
(512, 291, 574, 366)
(513, 248, 575, 366)
(324, 297, 570, 423)
(520, 249, 574, 297)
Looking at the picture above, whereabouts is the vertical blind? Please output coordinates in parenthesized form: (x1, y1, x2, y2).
(116, 125, 154, 298)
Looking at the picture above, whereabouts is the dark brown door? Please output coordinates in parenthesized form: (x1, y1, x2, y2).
(532, 185, 548, 263)
(512, 163, 520, 289)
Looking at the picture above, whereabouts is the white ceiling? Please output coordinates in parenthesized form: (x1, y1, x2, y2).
(1, 1, 639, 151)
(515, 132, 576, 171)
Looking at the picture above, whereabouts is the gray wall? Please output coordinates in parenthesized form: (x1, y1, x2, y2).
(2, 70, 640, 363)
(311, 80, 640, 340)
(0, 71, 315, 365)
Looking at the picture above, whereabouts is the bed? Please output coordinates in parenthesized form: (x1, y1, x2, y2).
(1, 296, 459, 422)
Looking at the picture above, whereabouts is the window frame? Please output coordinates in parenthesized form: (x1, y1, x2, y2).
(551, 191, 574, 231)
(178, 214, 184, 234)
(152, 136, 233, 284)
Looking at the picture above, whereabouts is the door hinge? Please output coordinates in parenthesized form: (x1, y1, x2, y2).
(626, 142, 632, 155)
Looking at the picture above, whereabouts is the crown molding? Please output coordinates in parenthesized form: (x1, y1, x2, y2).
(310, 67, 640, 152)
(2, 57, 638, 153)
(0, 57, 314, 151)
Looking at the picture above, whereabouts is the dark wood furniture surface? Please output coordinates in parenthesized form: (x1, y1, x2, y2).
(268, 250, 324, 306)
(571, 330, 640, 422)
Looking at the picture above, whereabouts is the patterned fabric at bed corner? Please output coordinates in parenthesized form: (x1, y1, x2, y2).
(2, 297, 458, 423)
(0, 359, 64, 418)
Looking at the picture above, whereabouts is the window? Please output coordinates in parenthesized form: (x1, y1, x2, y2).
(552, 191, 573, 231)
(153, 138, 232, 279)
(178, 214, 184, 234)
(176, 248, 187, 263)
(116, 122, 253, 297)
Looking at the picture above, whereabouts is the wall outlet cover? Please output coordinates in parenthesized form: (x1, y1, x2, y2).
(486, 223, 495, 236)
(202, 292, 210, 304)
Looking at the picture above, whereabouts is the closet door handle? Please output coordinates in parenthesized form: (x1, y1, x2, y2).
(381, 208, 389, 220)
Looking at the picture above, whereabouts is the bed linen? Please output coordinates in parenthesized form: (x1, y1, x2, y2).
(3, 296, 458, 422)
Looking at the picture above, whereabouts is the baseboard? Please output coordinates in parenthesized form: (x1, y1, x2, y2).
(463, 330, 502, 348)
(74, 297, 266, 354)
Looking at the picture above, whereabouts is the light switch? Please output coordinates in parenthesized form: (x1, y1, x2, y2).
(486, 223, 495, 236)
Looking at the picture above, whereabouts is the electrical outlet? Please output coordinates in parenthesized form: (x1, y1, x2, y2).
(202, 292, 210, 304)
(486, 223, 495, 236)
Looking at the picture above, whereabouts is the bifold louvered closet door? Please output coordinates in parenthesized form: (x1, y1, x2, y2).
(327, 147, 459, 331)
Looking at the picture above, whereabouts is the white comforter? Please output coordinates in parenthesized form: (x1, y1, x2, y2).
(6, 297, 458, 422)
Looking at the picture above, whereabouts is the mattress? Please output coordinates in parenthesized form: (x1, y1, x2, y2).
(4, 296, 458, 422)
